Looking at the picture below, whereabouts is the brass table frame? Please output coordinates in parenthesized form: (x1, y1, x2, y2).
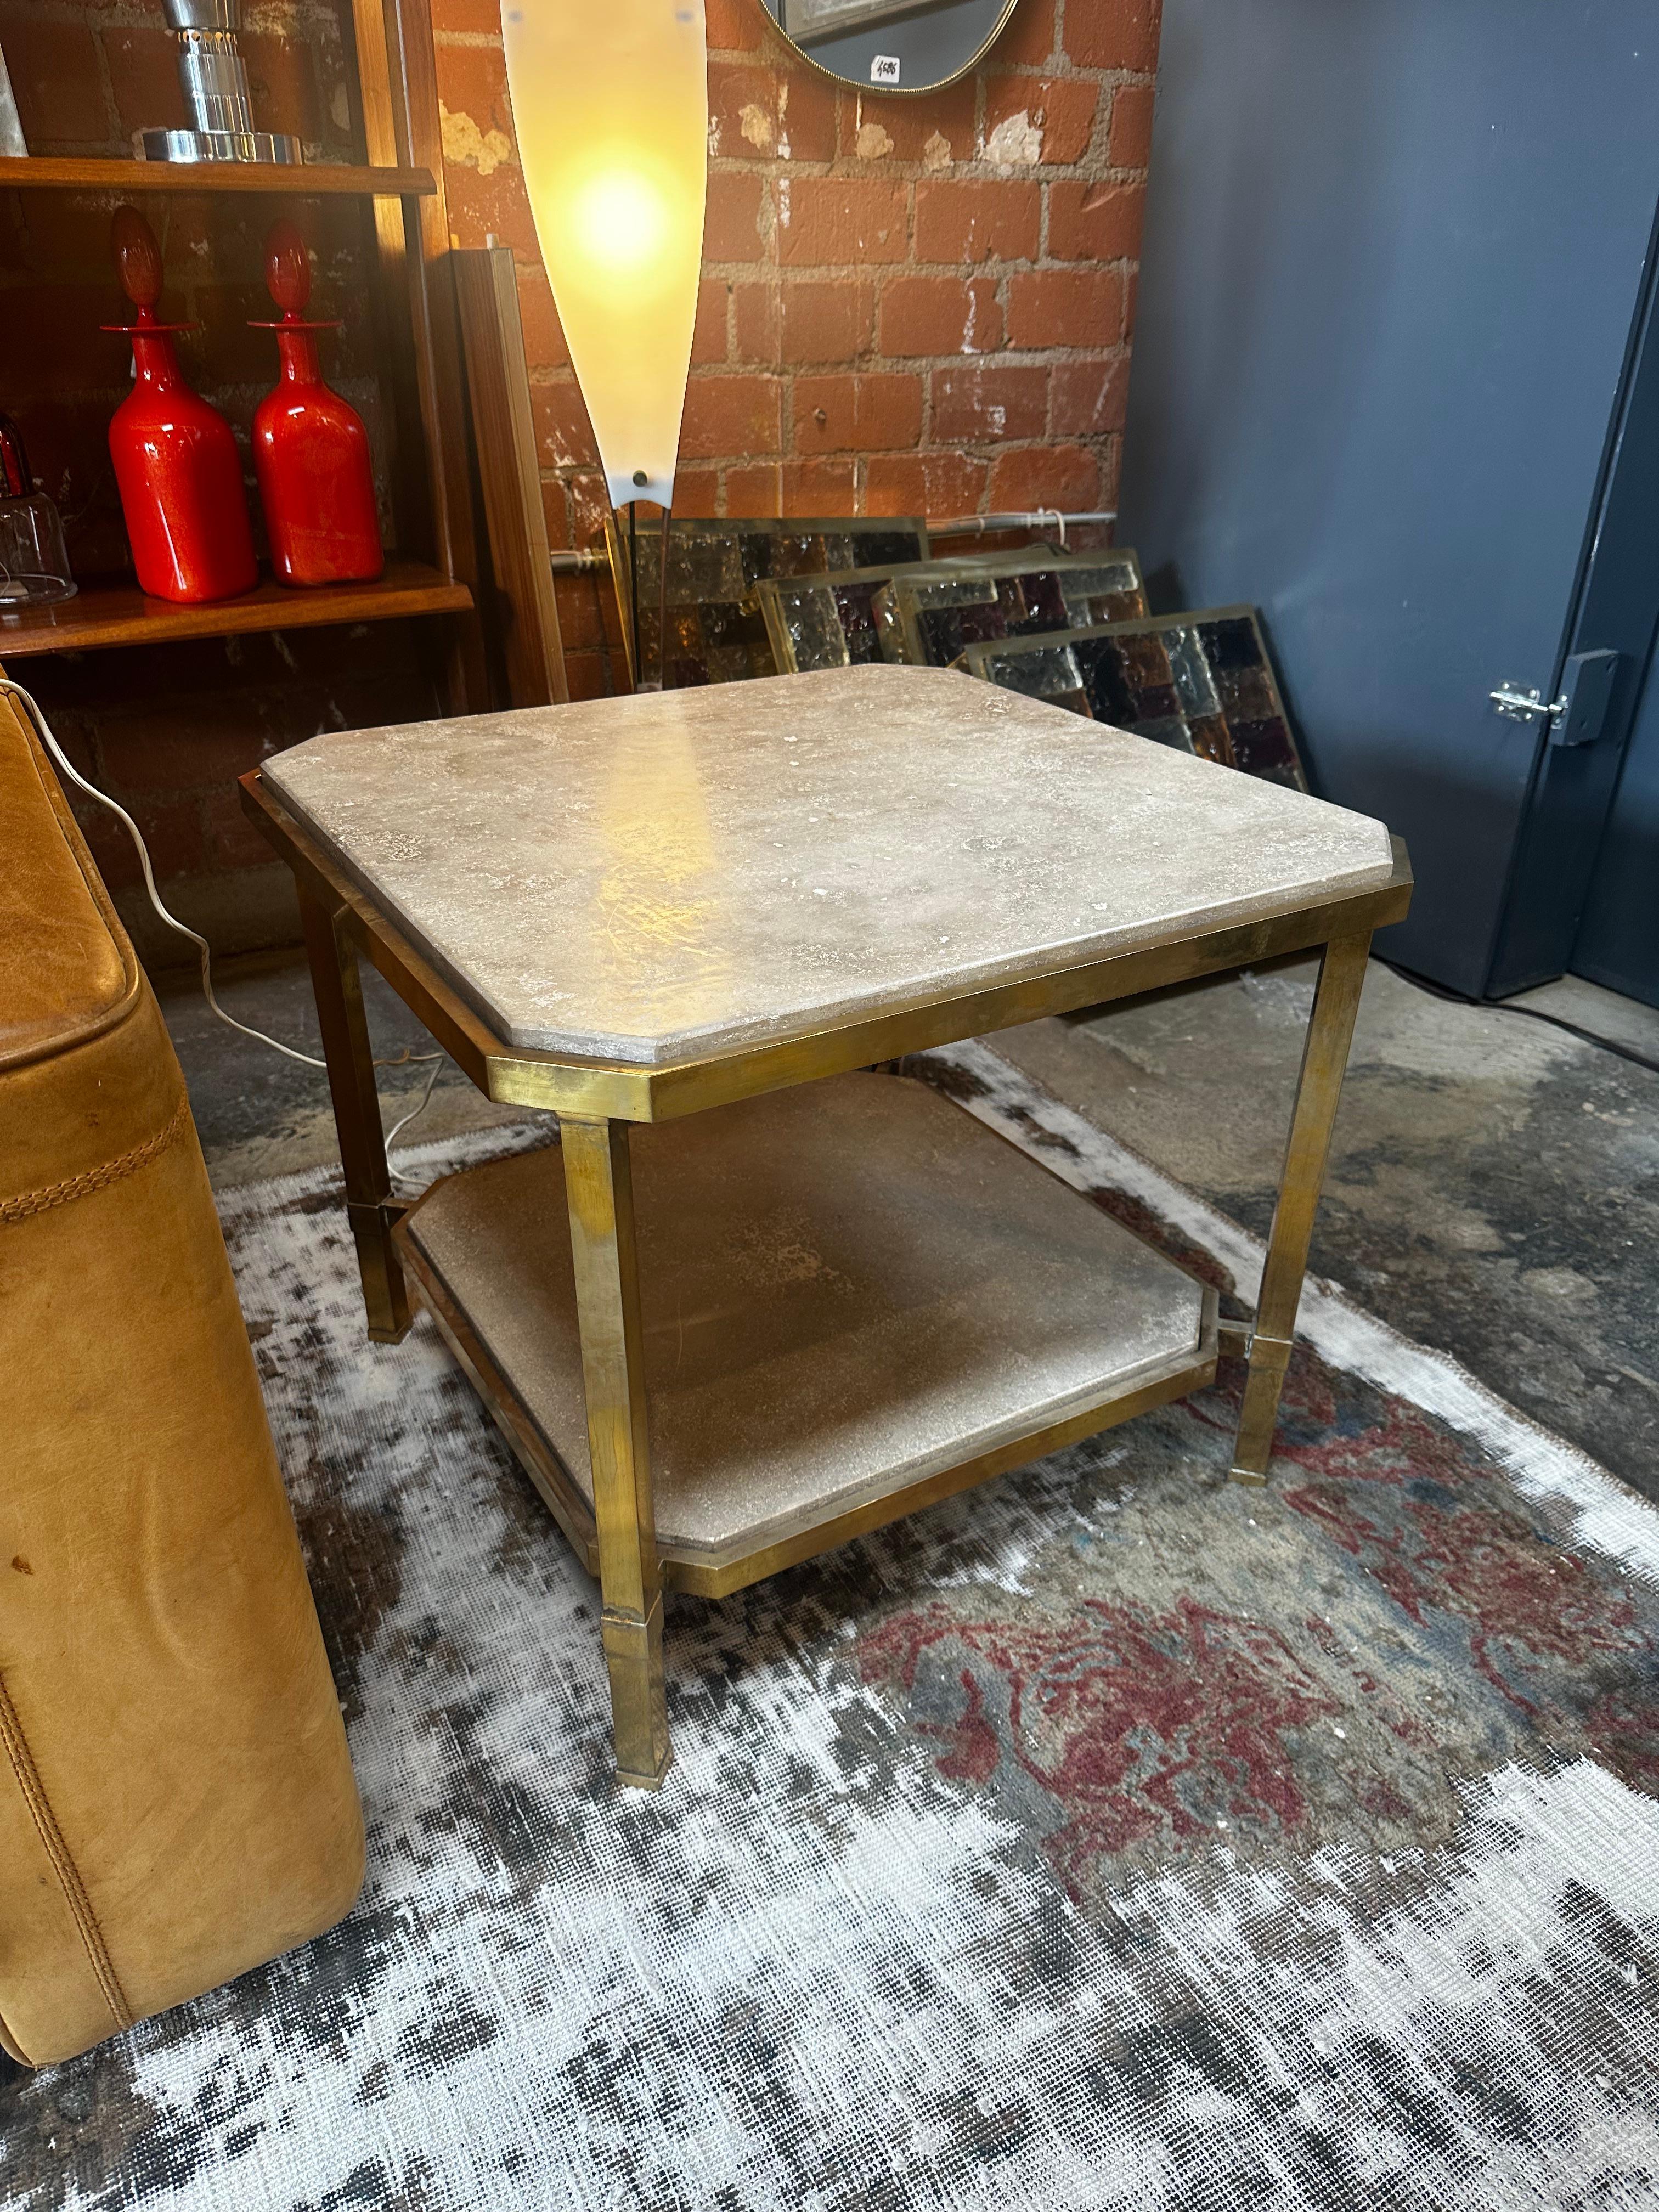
(242, 769, 1412, 1789)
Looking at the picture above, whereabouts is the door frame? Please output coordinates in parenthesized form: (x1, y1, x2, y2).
(1489, 193, 1659, 996)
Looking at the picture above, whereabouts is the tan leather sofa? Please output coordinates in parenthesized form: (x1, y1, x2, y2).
(0, 693, 364, 2067)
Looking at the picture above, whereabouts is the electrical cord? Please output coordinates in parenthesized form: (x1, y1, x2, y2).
(1376, 956, 1659, 1077)
(1, 676, 447, 1152)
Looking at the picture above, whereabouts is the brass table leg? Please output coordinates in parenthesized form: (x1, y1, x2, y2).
(298, 888, 412, 1344)
(1229, 929, 1372, 1485)
(561, 1115, 672, 1790)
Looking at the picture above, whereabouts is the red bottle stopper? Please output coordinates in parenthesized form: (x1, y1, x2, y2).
(250, 220, 384, 588)
(104, 206, 257, 606)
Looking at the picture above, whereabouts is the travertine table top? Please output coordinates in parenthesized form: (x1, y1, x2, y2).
(264, 665, 1395, 1067)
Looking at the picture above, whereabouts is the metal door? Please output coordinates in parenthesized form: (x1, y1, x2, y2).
(1117, 0, 1659, 995)
(1572, 651, 1659, 1006)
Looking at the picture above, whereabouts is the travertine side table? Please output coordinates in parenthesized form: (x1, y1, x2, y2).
(245, 665, 1411, 1788)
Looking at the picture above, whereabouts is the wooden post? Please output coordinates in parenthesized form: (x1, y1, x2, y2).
(454, 245, 570, 708)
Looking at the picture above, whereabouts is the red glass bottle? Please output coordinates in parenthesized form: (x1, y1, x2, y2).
(104, 206, 257, 606)
(251, 221, 383, 587)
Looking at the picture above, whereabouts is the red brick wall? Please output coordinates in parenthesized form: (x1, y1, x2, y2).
(0, 0, 1160, 960)
(431, 0, 1161, 697)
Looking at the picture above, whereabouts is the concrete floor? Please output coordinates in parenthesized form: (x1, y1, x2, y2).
(160, 951, 1659, 1505)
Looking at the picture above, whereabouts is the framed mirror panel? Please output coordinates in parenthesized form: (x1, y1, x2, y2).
(604, 514, 931, 687)
(959, 606, 1308, 790)
(760, 0, 1018, 95)
(876, 550, 1149, 668)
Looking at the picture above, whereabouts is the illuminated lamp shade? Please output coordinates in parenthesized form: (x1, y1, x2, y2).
(501, 0, 708, 514)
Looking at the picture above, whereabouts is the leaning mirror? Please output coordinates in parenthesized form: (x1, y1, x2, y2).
(762, 0, 1017, 94)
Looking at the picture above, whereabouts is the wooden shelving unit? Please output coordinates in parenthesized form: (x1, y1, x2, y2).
(0, 562, 472, 658)
(0, 156, 436, 198)
(0, 0, 493, 709)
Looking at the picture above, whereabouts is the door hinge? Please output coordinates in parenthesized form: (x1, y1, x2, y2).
(1489, 649, 1621, 747)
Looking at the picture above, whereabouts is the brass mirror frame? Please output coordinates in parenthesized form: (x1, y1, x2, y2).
(756, 0, 1021, 97)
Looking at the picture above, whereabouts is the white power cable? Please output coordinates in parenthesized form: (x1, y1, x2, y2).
(1, 676, 444, 1152)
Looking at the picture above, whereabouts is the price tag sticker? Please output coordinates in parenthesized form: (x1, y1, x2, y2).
(870, 53, 901, 83)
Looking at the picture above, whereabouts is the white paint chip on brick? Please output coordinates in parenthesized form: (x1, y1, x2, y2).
(982, 111, 1042, 167)
(439, 103, 513, 177)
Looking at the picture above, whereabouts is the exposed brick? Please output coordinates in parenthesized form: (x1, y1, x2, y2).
(552, 566, 611, 650)
(982, 75, 1099, 166)
(839, 76, 976, 167)
(435, 38, 511, 119)
(0, 19, 107, 146)
(733, 281, 781, 362)
(986, 442, 1101, 512)
(668, 466, 721, 514)
(93, 794, 206, 883)
(913, 180, 1040, 266)
(704, 171, 767, 263)
(431, 0, 506, 34)
(540, 478, 573, 552)
(1006, 265, 1125, 349)
(194, 280, 280, 385)
(709, 61, 787, 159)
(680, 373, 782, 460)
(866, 450, 988, 517)
(990, 0, 1057, 66)
(693, 277, 730, 365)
(707, 459, 862, 515)
(706, 0, 766, 51)
(531, 377, 599, 471)
(205, 784, 280, 873)
(794, 373, 922, 455)
(515, 262, 571, 369)
(9, 287, 127, 388)
(723, 462, 781, 516)
(1108, 82, 1156, 170)
(104, 27, 187, 142)
(1047, 180, 1146, 263)
(442, 158, 538, 255)
(777, 178, 907, 267)
(878, 275, 1002, 357)
(0, 0, 1176, 885)
(241, 32, 328, 146)
(563, 649, 616, 701)
(1048, 353, 1131, 438)
(780, 278, 874, 363)
(777, 70, 842, 164)
(1064, 0, 1163, 72)
(933, 363, 1048, 444)
(780, 457, 859, 511)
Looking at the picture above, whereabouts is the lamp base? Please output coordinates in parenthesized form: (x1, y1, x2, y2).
(141, 127, 303, 163)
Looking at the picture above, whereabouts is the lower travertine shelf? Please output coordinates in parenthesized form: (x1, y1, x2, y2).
(399, 1074, 1215, 1583)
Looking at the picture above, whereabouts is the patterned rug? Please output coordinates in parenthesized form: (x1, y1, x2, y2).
(5, 1045, 1659, 2211)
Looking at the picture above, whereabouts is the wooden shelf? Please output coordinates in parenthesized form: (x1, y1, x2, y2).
(0, 157, 436, 198)
(0, 562, 473, 658)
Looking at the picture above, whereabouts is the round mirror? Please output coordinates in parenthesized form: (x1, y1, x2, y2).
(761, 0, 1017, 94)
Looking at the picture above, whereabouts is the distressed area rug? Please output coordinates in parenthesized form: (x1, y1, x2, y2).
(5, 1045, 1659, 2211)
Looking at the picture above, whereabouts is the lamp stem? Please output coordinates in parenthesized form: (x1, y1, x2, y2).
(656, 504, 673, 693)
(627, 499, 642, 695)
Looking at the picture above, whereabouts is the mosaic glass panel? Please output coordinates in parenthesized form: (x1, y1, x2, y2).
(762, 546, 1146, 674)
(759, 554, 1018, 674)
(959, 606, 1307, 791)
(605, 516, 930, 687)
(877, 551, 1149, 668)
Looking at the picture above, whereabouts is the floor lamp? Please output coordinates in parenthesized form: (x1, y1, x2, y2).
(501, 0, 708, 692)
